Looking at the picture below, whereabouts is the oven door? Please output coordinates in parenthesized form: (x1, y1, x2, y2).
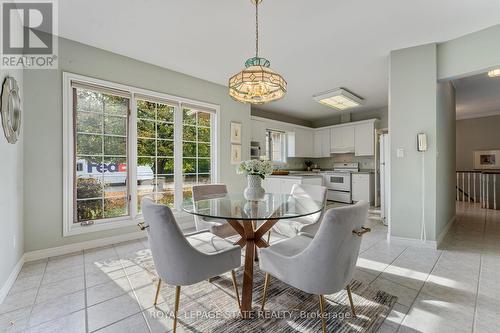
(326, 173, 351, 191)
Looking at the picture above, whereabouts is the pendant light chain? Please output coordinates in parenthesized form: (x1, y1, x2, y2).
(255, 0, 259, 58)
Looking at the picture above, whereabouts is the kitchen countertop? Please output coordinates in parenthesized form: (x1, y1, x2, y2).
(352, 170, 375, 174)
(268, 173, 323, 179)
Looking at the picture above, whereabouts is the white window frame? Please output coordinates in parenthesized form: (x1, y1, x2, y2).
(265, 129, 287, 166)
(63, 72, 219, 236)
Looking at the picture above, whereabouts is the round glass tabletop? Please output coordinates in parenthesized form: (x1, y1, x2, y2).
(182, 192, 324, 221)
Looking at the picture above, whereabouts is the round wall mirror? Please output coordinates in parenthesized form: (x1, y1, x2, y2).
(1, 77, 22, 144)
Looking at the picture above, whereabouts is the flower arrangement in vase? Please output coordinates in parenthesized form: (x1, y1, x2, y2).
(237, 159, 273, 200)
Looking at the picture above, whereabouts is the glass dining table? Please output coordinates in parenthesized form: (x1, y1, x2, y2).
(182, 192, 324, 317)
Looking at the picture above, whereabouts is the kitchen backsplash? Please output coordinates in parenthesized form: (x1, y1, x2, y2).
(286, 155, 375, 170)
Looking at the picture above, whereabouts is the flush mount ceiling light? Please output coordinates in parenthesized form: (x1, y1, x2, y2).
(228, 0, 287, 104)
(313, 88, 364, 111)
(488, 69, 500, 78)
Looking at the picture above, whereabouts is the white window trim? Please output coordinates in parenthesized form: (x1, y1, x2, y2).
(63, 72, 219, 236)
(265, 129, 287, 166)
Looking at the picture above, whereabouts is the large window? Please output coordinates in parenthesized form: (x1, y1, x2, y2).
(63, 73, 218, 235)
(74, 86, 130, 224)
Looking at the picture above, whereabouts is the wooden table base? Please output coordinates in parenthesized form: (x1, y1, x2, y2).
(226, 218, 278, 318)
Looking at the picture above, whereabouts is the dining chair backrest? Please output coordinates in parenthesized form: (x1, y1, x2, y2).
(294, 201, 369, 295)
(290, 183, 328, 221)
(141, 197, 204, 285)
(192, 184, 228, 201)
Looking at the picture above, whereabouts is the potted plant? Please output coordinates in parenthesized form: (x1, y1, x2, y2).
(237, 159, 273, 200)
(305, 160, 313, 171)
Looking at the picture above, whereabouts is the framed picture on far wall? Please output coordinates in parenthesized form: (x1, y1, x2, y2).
(230, 121, 242, 144)
(230, 144, 242, 165)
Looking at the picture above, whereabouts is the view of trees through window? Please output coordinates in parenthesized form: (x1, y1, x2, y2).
(71, 83, 216, 225)
(136, 100, 175, 211)
(74, 87, 130, 223)
(182, 108, 212, 201)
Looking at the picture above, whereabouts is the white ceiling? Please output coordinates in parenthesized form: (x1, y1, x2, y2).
(58, 0, 500, 120)
(454, 72, 500, 120)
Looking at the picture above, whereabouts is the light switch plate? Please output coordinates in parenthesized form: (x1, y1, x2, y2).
(397, 148, 405, 158)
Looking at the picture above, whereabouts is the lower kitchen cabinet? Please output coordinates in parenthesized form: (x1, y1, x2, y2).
(351, 173, 374, 204)
(263, 176, 323, 194)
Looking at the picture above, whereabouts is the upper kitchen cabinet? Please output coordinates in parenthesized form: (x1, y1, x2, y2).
(288, 127, 314, 157)
(250, 119, 267, 148)
(354, 121, 376, 156)
(330, 125, 355, 153)
(314, 128, 331, 158)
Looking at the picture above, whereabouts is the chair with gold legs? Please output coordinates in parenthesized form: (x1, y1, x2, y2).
(141, 198, 242, 333)
(259, 201, 370, 332)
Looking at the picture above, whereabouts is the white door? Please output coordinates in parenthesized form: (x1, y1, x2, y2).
(314, 131, 322, 158)
(355, 122, 375, 156)
(352, 174, 369, 202)
(320, 129, 331, 157)
(343, 126, 355, 150)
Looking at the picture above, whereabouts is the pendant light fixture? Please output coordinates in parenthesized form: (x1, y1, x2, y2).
(229, 0, 287, 104)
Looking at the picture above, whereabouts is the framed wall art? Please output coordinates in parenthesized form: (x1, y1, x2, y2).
(230, 144, 242, 165)
(230, 121, 242, 144)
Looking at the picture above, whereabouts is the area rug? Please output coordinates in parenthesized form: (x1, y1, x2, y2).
(151, 266, 397, 333)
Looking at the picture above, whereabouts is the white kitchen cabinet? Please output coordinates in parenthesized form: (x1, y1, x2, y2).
(354, 122, 375, 156)
(314, 129, 331, 158)
(351, 173, 374, 204)
(288, 127, 314, 157)
(330, 125, 355, 153)
(250, 120, 267, 148)
(263, 176, 323, 194)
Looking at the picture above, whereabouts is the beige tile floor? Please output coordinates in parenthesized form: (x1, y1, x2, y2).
(0, 202, 498, 332)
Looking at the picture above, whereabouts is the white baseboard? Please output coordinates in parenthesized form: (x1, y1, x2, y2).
(24, 230, 147, 262)
(0, 254, 25, 304)
(436, 215, 456, 248)
(389, 236, 437, 249)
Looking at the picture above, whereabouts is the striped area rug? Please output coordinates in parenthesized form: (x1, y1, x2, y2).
(153, 266, 397, 332)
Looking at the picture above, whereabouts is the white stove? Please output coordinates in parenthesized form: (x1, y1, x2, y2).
(324, 162, 359, 203)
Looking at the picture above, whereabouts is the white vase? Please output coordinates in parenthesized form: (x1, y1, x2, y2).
(244, 174, 265, 200)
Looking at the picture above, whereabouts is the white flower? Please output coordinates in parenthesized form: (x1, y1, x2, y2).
(237, 159, 273, 179)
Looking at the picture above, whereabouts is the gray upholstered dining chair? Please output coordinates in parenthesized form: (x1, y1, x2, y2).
(192, 184, 238, 238)
(271, 183, 328, 238)
(258, 201, 370, 333)
(140, 198, 242, 333)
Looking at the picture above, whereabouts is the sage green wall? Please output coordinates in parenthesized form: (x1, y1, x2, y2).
(456, 115, 500, 171)
(23, 37, 250, 252)
(438, 24, 500, 80)
(0, 67, 24, 293)
(389, 24, 500, 243)
(389, 44, 438, 240)
(436, 81, 456, 240)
